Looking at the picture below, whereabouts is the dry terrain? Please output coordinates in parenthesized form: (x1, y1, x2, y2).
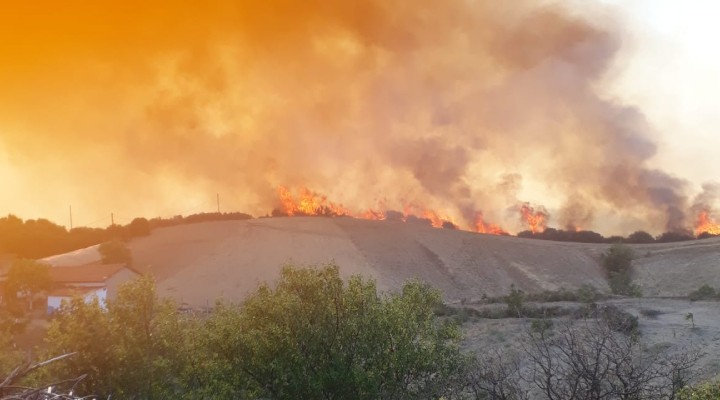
(38, 216, 720, 381)
(132, 217, 612, 306)
(45, 217, 720, 304)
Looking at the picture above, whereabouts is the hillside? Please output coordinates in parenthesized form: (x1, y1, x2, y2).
(130, 217, 612, 306)
(38, 217, 720, 307)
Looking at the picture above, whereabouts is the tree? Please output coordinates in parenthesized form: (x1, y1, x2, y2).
(42, 275, 197, 398)
(125, 217, 151, 237)
(3, 259, 51, 312)
(505, 284, 525, 318)
(523, 314, 699, 399)
(98, 239, 132, 265)
(602, 243, 640, 296)
(463, 349, 528, 400)
(205, 264, 464, 399)
(685, 312, 695, 329)
(41, 265, 464, 399)
(0, 332, 24, 378)
(627, 230, 655, 244)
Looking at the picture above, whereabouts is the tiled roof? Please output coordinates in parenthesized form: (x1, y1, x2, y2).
(49, 263, 135, 284)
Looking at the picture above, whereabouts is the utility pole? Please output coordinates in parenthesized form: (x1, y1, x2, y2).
(111, 212, 114, 226)
(217, 193, 220, 213)
(69, 205, 73, 230)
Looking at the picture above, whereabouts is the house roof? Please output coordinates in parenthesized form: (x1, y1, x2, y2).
(49, 263, 137, 284)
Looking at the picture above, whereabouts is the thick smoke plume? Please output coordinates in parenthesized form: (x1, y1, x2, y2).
(0, 0, 708, 234)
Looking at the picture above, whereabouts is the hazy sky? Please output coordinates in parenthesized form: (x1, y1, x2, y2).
(595, 0, 720, 182)
(0, 1, 717, 235)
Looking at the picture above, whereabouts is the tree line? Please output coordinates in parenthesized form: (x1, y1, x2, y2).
(517, 227, 717, 244)
(0, 212, 251, 259)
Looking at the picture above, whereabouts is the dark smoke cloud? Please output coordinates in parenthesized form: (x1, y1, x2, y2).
(0, 0, 700, 233)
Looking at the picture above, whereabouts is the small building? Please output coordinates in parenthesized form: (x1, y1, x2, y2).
(47, 263, 140, 314)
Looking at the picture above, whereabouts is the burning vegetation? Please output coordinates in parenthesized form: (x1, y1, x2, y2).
(269, 185, 720, 244)
(695, 210, 720, 237)
(272, 186, 508, 234)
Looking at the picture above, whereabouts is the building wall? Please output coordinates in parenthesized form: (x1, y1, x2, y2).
(106, 268, 139, 299)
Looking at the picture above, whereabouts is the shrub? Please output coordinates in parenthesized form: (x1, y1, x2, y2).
(639, 308, 663, 318)
(678, 381, 720, 399)
(627, 230, 655, 244)
(504, 285, 525, 318)
(602, 244, 640, 296)
(689, 284, 718, 301)
(656, 231, 694, 243)
(98, 239, 132, 265)
(576, 284, 602, 304)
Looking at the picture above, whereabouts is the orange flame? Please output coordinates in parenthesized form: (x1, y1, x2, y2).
(277, 186, 350, 216)
(275, 186, 505, 234)
(695, 210, 720, 236)
(474, 213, 507, 235)
(520, 203, 547, 234)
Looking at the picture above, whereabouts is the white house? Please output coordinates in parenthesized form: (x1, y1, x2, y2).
(47, 263, 140, 314)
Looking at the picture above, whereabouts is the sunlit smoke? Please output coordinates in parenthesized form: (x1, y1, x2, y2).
(0, 0, 713, 235)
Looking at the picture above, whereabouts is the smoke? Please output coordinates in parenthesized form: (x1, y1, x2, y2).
(0, 0, 702, 233)
(691, 183, 720, 215)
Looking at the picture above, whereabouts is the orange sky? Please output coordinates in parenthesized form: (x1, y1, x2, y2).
(0, 1, 717, 235)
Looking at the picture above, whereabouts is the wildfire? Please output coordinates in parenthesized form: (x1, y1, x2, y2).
(695, 210, 720, 236)
(277, 186, 351, 216)
(519, 203, 548, 234)
(274, 186, 506, 235)
(474, 213, 507, 235)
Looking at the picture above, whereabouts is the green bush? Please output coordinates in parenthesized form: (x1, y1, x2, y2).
(42, 265, 465, 399)
(602, 244, 641, 296)
(504, 284, 525, 317)
(678, 381, 720, 399)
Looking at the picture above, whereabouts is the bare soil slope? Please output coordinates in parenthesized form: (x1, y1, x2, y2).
(41, 218, 720, 306)
(631, 237, 720, 296)
(130, 217, 611, 306)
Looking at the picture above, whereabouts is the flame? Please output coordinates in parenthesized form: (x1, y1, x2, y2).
(277, 186, 351, 216)
(421, 209, 449, 228)
(519, 203, 547, 234)
(474, 213, 507, 235)
(695, 210, 720, 236)
(275, 186, 506, 234)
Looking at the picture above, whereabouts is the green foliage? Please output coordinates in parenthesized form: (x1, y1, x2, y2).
(678, 381, 720, 399)
(42, 275, 202, 398)
(530, 318, 553, 334)
(3, 259, 51, 312)
(207, 264, 463, 399)
(98, 239, 132, 265)
(689, 284, 718, 301)
(39, 265, 463, 399)
(602, 243, 641, 296)
(576, 284, 601, 304)
(504, 284, 525, 317)
(602, 243, 633, 275)
(0, 332, 24, 377)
